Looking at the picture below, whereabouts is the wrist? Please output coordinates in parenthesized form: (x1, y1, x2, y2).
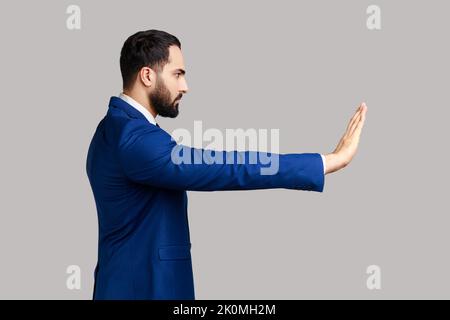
(324, 152, 347, 174)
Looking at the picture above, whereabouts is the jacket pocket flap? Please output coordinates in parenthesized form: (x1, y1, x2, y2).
(158, 244, 191, 260)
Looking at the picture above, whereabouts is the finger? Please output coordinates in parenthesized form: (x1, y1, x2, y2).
(357, 105, 367, 130)
(344, 104, 363, 136)
(346, 105, 362, 130)
(349, 103, 367, 135)
(351, 105, 367, 136)
(348, 110, 363, 136)
(337, 106, 361, 151)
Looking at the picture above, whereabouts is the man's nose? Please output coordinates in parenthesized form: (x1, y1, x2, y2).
(179, 78, 189, 94)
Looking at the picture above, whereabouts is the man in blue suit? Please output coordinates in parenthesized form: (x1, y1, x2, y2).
(86, 30, 367, 300)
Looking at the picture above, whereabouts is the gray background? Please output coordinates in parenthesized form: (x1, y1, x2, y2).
(0, 0, 448, 299)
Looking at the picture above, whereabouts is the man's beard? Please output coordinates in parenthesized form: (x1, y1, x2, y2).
(150, 77, 182, 118)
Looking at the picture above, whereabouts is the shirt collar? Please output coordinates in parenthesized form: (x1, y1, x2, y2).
(118, 93, 157, 125)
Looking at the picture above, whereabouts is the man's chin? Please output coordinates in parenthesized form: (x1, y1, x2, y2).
(171, 105, 180, 117)
(158, 107, 179, 118)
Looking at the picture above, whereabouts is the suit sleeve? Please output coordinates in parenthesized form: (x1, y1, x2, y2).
(117, 126, 325, 192)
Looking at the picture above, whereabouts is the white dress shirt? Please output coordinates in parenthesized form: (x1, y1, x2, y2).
(118, 93, 326, 174)
(320, 154, 326, 174)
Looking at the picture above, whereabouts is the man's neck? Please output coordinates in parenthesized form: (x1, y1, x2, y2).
(122, 89, 157, 118)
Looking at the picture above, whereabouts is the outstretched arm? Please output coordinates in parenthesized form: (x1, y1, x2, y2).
(117, 103, 367, 191)
(118, 125, 324, 192)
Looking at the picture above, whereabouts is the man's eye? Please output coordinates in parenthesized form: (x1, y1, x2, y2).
(175, 73, 181, 78)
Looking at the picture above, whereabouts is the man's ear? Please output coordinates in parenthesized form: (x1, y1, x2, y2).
(139, 67, 156, 88)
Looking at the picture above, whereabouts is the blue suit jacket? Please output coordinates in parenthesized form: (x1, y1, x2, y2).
(86, 96, 325, 300)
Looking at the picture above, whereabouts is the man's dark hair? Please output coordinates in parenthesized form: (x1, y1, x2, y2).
(120, 29, 181, 90)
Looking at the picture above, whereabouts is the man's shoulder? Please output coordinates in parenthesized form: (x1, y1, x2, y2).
(106, 109, 146, 128)
(104, 113, 173, 150)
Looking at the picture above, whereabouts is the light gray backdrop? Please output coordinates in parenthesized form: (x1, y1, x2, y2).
(0, 0, 449, 299)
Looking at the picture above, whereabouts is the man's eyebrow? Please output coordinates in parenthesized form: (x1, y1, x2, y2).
(174, 68, 186, 75)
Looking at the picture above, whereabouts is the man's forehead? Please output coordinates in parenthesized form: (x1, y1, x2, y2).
(167, 45, 185, 70)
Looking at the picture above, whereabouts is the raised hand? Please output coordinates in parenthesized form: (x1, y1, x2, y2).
(324, 103, 368, 174)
